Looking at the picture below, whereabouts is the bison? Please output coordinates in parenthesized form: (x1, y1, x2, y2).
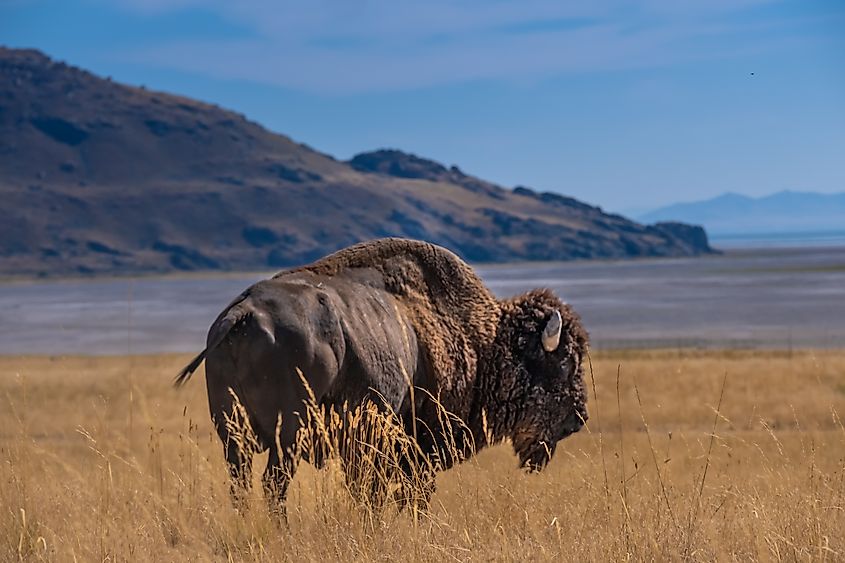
(176, 238, 588, 515)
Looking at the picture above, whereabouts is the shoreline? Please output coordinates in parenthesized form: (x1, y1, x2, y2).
(5, 244, 841, 286)
(0, 346, 839, 362)
(4, 243, 845, 287)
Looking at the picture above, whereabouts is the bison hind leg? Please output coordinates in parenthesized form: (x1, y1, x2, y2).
(263, 446, 298, 525)
(224, 439, 254, 514)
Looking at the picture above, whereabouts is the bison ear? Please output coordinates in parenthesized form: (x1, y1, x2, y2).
(542, 310, 562, 352)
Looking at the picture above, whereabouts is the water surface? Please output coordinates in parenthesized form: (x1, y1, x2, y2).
(1, 246, 843, 355)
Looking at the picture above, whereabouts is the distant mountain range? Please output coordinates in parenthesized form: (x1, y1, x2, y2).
(640, 191, 845, 236)
(0, 47, 714, 278)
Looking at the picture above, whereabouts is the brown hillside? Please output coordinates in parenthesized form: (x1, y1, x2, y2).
(0, 47, 713, 277)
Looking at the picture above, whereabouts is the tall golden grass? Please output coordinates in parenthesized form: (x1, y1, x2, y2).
(1, 349, 844, 561)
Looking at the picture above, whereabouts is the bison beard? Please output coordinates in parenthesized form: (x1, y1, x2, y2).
(175, 238, 589, 517)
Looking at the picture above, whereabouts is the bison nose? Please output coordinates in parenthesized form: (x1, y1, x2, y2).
(562, 410, 585, 435)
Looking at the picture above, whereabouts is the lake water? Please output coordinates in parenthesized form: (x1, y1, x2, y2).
(710, 230, 845, 248)
(1, 245, 844, 355)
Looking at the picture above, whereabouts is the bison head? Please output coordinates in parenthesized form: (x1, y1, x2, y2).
(503, 289, 589, 471)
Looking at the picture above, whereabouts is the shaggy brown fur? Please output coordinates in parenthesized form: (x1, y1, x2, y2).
(284, 238, 500, 419)
(284, 239, 589, 469)
(480, 289, 589, 468)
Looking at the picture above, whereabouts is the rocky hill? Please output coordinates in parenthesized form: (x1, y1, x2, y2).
(0, 47, 713, 277)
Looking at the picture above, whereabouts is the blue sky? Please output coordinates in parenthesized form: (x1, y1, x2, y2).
(3, 0, 844, 213)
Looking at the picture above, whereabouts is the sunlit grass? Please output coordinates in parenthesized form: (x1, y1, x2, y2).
(1, 350, 844, 561)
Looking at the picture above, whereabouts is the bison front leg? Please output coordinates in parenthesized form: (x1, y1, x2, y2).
(396, 450, 436, 513)
(342, 461, 391, 511)
(263, 448, 297, 524)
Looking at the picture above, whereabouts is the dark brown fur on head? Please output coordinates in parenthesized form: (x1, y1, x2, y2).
(477, 288, 589, 471)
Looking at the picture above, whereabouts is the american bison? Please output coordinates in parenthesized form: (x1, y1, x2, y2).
(176, 238, 588, 515)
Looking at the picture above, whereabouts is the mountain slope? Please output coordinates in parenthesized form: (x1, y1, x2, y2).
(1, 47, 713, 277)
(640, 191, 845, 235)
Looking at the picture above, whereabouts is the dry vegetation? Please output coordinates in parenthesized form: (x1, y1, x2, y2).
(2, 349, 844, 561)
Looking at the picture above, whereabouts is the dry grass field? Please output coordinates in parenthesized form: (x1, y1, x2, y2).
(2, 349, 844, 561)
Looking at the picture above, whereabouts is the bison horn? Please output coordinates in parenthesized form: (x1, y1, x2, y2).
(542, 310, 562, 352)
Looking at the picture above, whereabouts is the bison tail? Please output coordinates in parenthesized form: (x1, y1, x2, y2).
(173, 298, 273, 389)
(174, 349, 207, 387)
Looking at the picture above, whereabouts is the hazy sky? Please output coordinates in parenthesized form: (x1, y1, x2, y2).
(3, 0, 844, 213)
